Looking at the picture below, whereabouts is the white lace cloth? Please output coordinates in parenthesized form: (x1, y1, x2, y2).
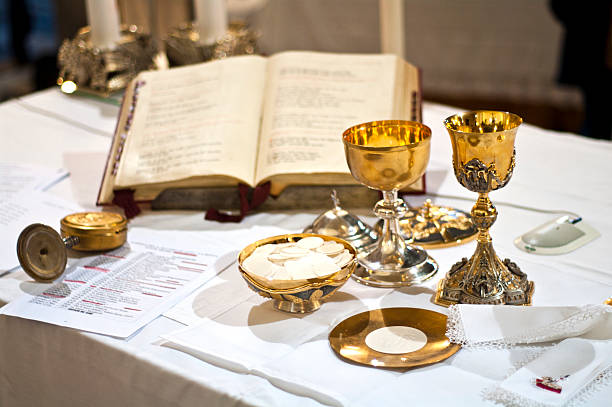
(447, 304, 612, 348)
(446, 305, 612, 407)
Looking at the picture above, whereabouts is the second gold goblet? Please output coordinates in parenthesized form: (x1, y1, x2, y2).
(343, 120, 438, 287)
(435, 111, 534, 306)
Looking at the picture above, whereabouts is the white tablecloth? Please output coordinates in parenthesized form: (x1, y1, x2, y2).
(0, 89, 611, 406)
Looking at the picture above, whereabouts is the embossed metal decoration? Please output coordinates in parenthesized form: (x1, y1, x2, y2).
(454, 155, 514, 193)
(435, 111, 534, 306)
(374, 199, 478, 249)
(165, 21, 259, 66)
(57, 26, 157, 96)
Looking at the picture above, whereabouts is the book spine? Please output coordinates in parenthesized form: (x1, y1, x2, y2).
(96, 79, 133, 206)
(111, 79, 146, 176)
(416, 66, 423, 122)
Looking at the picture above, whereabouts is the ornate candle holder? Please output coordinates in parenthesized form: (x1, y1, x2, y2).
(343, 120, 438, 287)
(434, 111, 534, 306)
(165, 21, 258, 66)
(57, 25, 157, 97)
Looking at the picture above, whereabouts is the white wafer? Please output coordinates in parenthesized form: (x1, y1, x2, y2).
(269, 268, 293, 281)
(281, 246, 310, 256)
(243, 255, 283, 278)
(316, 241, 345, 255)
(243, 238, 354, 281)
(295, 236, 325, 249)
(267, 252, 302, 262)
(333, 250, 353, 268)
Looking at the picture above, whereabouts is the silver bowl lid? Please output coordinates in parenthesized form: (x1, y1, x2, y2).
(305, 191, 377, 251)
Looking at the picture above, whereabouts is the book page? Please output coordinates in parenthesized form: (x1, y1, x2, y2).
(0, 163, 68, 200)
(116, 55, 267, 188)
(254, 52, 400, 184)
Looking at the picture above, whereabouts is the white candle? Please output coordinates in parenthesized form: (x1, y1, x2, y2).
(194, 0, 228, 45)
(379, 0, 405, 58)
(85, 0, 122, 50)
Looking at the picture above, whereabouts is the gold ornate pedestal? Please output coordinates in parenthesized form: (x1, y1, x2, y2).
(57, 26, 157, 96)
(165, 22, 258, 66)
(434, 194, 534, 306)
(434, 111, 534, 306)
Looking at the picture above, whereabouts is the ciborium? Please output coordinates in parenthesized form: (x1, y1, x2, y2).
(343, 120, 438, 287)
(435, 111, 534, 306)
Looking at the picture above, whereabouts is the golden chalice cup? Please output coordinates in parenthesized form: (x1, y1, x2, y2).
(434, 111, 534, 306)
(343, 120, 438, 287)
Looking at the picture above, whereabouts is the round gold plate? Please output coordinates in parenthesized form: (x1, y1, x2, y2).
(329, 307, 460, 368)
(17, 223, 67, 282)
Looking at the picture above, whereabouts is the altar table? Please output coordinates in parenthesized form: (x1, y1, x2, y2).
(0, 89, 610, 406)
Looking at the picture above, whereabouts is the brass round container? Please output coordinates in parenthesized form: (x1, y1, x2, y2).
(60, 212, 127, 251)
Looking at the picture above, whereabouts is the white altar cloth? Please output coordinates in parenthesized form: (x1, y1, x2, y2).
(0, 89, 611, 406)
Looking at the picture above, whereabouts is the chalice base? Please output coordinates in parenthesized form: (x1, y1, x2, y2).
(434, 242, 534, 306)
(353, 245, 438, 288)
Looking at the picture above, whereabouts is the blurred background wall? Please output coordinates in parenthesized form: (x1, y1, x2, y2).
(1, 0, 609, 137)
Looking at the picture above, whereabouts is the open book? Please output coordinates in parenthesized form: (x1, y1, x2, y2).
(98, 51, 423, 214)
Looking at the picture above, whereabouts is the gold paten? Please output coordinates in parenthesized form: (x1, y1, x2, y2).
(61, 212, 127, 251)
(375, 199, 478, 249)
(343, 120, 438, 287)
(329, 307, 460, 368)
(238, 233, 357, 313)
(435, 111, 534, 307)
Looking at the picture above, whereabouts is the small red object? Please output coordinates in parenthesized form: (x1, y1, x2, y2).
(536, 378, 562, 393)
(535, 375, 569, 393)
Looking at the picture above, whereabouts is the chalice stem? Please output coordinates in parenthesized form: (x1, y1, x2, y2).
(464, 193, 502, 295)
(473, 193, 497, 243)
(376, 190, 409, 267)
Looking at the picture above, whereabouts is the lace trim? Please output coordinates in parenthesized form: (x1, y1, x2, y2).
(508, 346, 551, 371)
(483, 385, 550, 407)
(446, 304, 467, 344)
(483, 364, 612, 407)
(567, 365, 612, 407)
(446, 304, 612, 349)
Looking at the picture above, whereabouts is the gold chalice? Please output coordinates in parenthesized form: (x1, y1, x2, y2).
(343, 120, 438, 287)
(435, 111, 534, 306)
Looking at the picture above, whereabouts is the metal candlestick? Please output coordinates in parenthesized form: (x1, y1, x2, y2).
(165, 21, 259, 66)
(57, 25, 157, 97)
